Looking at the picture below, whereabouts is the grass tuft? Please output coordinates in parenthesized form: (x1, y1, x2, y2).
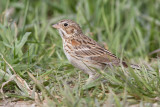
(0, 0, 160, 106)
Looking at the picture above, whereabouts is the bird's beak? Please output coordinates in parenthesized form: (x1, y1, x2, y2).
(52, 23, 60, 29)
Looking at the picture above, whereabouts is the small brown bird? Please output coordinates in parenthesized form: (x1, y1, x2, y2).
(52, 19, 140, 84)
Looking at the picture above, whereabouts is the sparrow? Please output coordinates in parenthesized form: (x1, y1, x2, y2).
(52, 19, 140, 84)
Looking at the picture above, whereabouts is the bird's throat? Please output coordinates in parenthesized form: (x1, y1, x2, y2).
(58, 29, 71, 39)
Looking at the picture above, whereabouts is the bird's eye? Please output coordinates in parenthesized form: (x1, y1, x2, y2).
(64, 23, 68, 27)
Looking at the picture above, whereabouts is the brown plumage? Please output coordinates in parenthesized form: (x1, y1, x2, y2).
(52, 19, 139, 84)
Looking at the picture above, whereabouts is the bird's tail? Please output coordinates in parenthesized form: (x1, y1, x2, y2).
(130, 64, 142, 70)
(122, 61, 142, 70)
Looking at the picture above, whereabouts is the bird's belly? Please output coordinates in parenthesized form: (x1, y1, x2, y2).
(63, 49, 102, 75)
(64, 50, 83, 69)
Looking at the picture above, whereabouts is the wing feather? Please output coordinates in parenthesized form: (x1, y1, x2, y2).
(70, 35, 120, 65)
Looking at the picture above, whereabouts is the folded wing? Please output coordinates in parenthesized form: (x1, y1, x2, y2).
(71, 35, 120, 66)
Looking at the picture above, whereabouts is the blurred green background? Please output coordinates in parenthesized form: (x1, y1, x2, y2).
(0, 0, 160, 106)
(1, 0, 160, 63)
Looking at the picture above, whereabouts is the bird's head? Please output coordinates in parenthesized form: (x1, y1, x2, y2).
(52, 19, 82, 39)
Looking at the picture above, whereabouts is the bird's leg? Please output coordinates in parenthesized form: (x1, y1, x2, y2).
(85, 73, 100, 85)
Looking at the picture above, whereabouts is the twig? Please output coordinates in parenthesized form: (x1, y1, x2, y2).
(149, 48, 160, 55)
(0, 53, 39, 101)
(0, 75, 15, 100)
(0, 53, 16, 75)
